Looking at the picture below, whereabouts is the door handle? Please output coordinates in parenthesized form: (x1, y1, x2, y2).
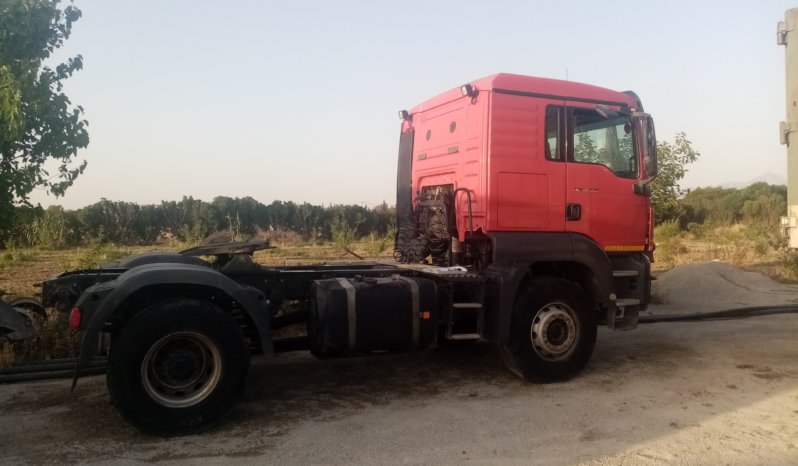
(566, 203, 581, 221)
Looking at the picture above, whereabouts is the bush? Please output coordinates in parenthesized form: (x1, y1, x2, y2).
(0, 240, 37, 270)
(753, 238, 770, 257)
(364, 230, 395, 258)
(23, 211, 67, 249)
(686, 222, 707, 239)
(331, 222, 356, 257)
(8, 312, 80, 365)
(704, 227, 750, 264)
(265, 227, 301, 246)
(654, 220, 685, 266)
(656, 220, 681, 241)
(781, 251, 798, 281)
(64, 231, 125, 270)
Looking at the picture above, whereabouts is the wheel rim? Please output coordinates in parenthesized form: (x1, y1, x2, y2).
(529, 302, 579, 361)
(141, 331, 222, 408)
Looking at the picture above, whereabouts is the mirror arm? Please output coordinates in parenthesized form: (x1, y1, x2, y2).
(637, 175, 656, 186)
(633, 176, 655, 196)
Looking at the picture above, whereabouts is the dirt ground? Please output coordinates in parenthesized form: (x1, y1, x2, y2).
(1, 262, 798, 465)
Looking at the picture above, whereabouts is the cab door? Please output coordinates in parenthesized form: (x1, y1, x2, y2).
(564, 103, 648, 251)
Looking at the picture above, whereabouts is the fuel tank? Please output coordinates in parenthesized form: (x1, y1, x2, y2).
(309, 275, 438, 356)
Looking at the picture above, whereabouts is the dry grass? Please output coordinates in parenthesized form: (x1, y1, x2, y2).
(0, 341, 14, 367)
(652, 223, 794, 283)
(2, 228, 791, 368)
(0, 238, 392, 367)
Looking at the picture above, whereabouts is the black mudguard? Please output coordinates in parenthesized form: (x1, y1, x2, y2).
(74, 263, 272, 371)
(486, 232, 616, 344)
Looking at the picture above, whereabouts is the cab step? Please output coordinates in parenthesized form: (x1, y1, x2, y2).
(452, 303, 483, 309)
(444, 277, 486, 340)
(448, 333, 481, 340)
(615, 298, 641, 307)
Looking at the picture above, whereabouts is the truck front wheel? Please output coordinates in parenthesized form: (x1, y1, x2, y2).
(106, 299, 250, 436)
(500, 277, 596, 382)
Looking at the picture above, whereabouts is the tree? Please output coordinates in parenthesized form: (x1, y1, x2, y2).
(741, 193, 786, 235)
(0, 0, 89, 237)
(651, 132, 700, 223)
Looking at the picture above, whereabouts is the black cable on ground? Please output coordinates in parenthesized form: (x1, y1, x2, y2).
(0, 366, 105, 384)
(0, 357, 107, 384)
(2, 359, 106, 375)
(638, 305, 798, 324)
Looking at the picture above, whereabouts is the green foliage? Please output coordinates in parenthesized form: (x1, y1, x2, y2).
(0, 239, 36, 269)
(686, 222, 707, 239)
(679, 183, 787, 229)
(574, 132, 600, 163)
(2, 195, 397, 249)
(364, 229, 395, 258)
(22, 206, 66, 248)
(740, 192, 786, 234)
(72, 229, 124, 269)
(0, 0, 89, 235)
(331, 216, 357, 256)
(651, 132, 700, 223)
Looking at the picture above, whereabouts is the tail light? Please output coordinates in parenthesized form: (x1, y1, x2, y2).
(69, 306, 82, 329)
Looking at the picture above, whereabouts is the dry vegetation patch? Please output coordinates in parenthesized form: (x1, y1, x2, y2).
(652, 223, 795, 282)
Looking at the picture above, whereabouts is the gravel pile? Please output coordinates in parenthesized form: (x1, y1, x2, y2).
(651, 261, 798, 313)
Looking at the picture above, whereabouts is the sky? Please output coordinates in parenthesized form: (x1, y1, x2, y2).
(27, 0, 798, 209)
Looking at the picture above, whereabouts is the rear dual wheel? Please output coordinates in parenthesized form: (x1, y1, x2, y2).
(500, 277, 597, 382)
(107, 299, 250, 436)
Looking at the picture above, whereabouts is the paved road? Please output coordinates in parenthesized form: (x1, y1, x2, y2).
(1, 313, 797, 465)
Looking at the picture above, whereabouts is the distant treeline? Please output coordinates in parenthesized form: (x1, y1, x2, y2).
(1, 182, 787, 249)
(673, 182, 786, 233)
(3, 196, 396, 248)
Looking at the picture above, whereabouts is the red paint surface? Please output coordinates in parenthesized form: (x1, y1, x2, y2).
(403, 73, 651, 251)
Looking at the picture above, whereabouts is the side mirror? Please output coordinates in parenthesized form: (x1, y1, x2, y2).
(643, 117, 658, 178)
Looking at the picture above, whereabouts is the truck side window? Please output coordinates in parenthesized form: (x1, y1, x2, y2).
(544, 106, 562, 161)
(570, 108, 638, 179)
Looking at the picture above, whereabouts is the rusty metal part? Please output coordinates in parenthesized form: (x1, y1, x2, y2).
(179, 241, 272, 257)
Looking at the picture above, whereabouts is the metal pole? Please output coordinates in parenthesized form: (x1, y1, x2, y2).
(779, 9, 798, 248)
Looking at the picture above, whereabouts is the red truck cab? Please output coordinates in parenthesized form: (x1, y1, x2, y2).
(395, 73, 657, 332)
(400, 73, 655, 251)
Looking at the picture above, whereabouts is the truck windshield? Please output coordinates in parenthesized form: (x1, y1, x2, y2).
(571, 108, 638, 179)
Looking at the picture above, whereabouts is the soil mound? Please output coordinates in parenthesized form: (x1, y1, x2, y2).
(651, 261, 798, 312)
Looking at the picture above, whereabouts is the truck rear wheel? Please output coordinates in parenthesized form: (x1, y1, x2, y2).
(106, 299, 250, 436)
(500, 277, 596, 382)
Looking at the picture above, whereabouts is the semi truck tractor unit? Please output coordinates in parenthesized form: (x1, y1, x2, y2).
(46, 73, 658, 435)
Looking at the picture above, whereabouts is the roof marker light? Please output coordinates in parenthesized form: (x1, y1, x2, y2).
(460, 84, 475, 97)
